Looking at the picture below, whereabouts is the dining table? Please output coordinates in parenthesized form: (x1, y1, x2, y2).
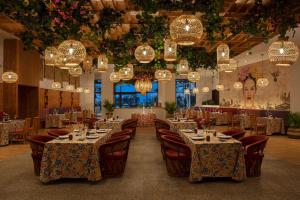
(256, 116, 285, 135)
(167, 118, 197, 132)
(0, 120, 25, 146)
(40, 128, 113, 183)
(45, 114, 65, 128)
(95, 118, 124, 131)
(179, 129, 246, 182)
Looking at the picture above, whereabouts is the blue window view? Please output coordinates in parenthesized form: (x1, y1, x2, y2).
(114, 81, 158, 108)
(176, 79, 196, 108)
(94, 80, 102, 114)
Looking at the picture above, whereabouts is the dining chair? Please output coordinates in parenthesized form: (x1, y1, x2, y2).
(110, 129, 132, 140)
(99, 135, 131, 177)
(121, 119, 138, 139)
(222, 129, 246, 140)
(9, 117, 32, 144)
(160, 135, 191, 177)
(31, 117, 40, 135)
(154, 119, 170, 140)
(157, 129, 183, 142)
(239, 135, 269, 177)
(27, 135, 55, 175)
(48, 129, 70, 137)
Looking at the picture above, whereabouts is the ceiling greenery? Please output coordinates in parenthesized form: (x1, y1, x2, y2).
(0, 0, 297, 71)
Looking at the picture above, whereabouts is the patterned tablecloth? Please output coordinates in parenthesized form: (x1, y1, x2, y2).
(45, 114, 65, 128)
(40, 129, 112, 183)
(179, 130, 246, 182)
(240, 114, 251, 129)
(210, 112, 228, 125)
(167, 119, 197, 132)
(95, 119, 124, 131)
(0, 120, 25, 146)
(131, 113, 156, 127)
(256, 117, 285, 135)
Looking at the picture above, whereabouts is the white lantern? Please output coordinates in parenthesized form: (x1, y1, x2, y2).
(2, 71, 18, 83)
(217, 43, 230, 65)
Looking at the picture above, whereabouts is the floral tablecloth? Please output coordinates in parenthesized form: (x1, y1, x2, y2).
(240, 114, 251, 129)
(40, 129, 112, 183)
(256, 117, 285, 135)
(179, 131, 246, 182)
(95, 119, 124, 131)
(167, 119, 197, 132)
(0, 120, 25, 146)
(132, 113, 156, 127)
(45, 114, 65, 128)
(210, 112, 228, 125)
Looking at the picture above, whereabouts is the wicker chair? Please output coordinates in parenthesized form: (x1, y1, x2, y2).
(110, 129, 132, 140)
(161, 135, 191, 177)
(227, 112, 240, 130)
(9, 117, 32, 144)
(31, 117, 40, 135)
(27, 135, 55, 175)
(154, 119, 170, 139)
(121, 119, 138, 139)
(157, 129, 183, 141)
(239, 135, 269, 177)
(99, 135, 131, 177)
(222, 129, 246, 140)
(48, 129, 70, 137)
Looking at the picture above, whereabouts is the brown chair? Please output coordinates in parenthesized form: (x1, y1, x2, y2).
(222, 129, 246, 140)
(99, 135, 131, 177)
(84, 117, 98, 129)
(157, 129, 183, 142)
(239, 135, 269, 177)
(9, 117, 32, 144)
(161, 135, 191, 177)
(27, 135, 55, 175)
(110, 129, 132, 140)
(227, 112, 240, 129)
(31, 117, 40, 135)
(154, 119, 170, 139)
(48, 129, 69, 137)
(121, 119, 138, 139)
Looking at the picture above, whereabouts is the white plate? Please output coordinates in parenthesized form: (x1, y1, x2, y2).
(181, 129, 194, 133)
(58, 135, 69, 139)
(97, 129, 108, 133)
(86, 135, 100, 139)
(217, 135, 232, 139)
(191, 136, 205, 140)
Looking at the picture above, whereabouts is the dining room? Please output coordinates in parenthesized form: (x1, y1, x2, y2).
(0, 0, 300, 200)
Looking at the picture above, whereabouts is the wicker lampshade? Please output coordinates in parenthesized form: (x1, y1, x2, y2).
(52, 81, 61, 89)
(268, 40, 299, 66)
(219, 59, 237, 72)
(57, 40, 86, 67)
(202, 87, 210, 93)
(76, 87, 83, 93)
(83, 88, 91, 94)
(170, 15, 203, 46)
(187, 71, 200, 82)
(164, 39, 177, 61)
(55, 52, 69, 69)
(217, 43, 230, 65)
(155, 70, 172, 81)
(68, 66, 82, 77)
(216, 84, 224, 91)
(65, 84, 75, 91)
(135, 79, 152, 96)
(134, 45, 155, 63)
(109, 71, 120, 83)
(44, 47, 58, 66)
(177, 59, 189, 75)
(192, 87, 199, 94)
(233, 81, 243, 90)
(2, 71, 18, 83)
(82, 56, 93, 71)
(95, 54, 108, 73)
(119, 64, 134, 81)
(257, 77, 269, 88)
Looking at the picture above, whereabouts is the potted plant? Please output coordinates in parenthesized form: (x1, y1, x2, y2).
(103, 100, 115, 119)
(287, 112, 300, 139)
(164, 102, 176, 118)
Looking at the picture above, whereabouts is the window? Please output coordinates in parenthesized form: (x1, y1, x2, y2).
(114, 81, 158, 108)
(176, 79, 196, 108)
(94, 80, 102, 114)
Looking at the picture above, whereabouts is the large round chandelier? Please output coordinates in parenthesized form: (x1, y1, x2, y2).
(216, 84, 224, 91)
(76, 87, 83, 93)
(192, 87, 199, 94)
(202, 87, 210, 93)
(233, 81, 243, 90)
(187, 71, 200, 82)
(217, 43, 230, 66)
(44, 47, 58, 66)
(257, 77, 269, 88)
(119, 64, 134, 81)
(95, 54, 108, 73)
(65, 84, 75, 91)
(135, 79, 152, 96)
(164, 38, 177, 61)
(69, 66, 82, 77)
(268, 40, 299, 66)
(110, 71, 121, 83)
(155, 69, 172, 81)
(52, 81, 61, 89)
(177, 59, 189, 75)
(2, 71, 18, 83)
(134, 45, 155, 63)
(219, 59, 237, 73)
(57, 40, 86, 67)
(82, 56, 93, 71)
(170, 15, 203, 46)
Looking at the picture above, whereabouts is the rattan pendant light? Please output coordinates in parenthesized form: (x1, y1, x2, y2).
(233, 81, 243, 90)
(187, 71, 200, 82)
(57, 40, 86, 67)
(95, 54, 108, 73)
(82, 56, 93, 71)
(69, 66, 82, 77)
(44, 46, 58, 66)
(202, 87, 210, 93)
(51, 67, 61, 89)
(177, 59, 189, 75)
(119, 64, 134, 81)
(219, 59, 237, 73)
(164, 38, 177, 61)
(83, 88, 91, 94)
(155, 69, 172, 81)
(109, 71, 121, 83)
(257, 54, 269, 88)
(217, 43, 230, 68)
(192, 87, 199, 94)
(2, 71, 18, 83)
(65, 75, 74, 91)
(216, 84, 224, 91)
(135, 79, 152, 96)
(268, 40, 299, 66)
(134, 45, 155, 63)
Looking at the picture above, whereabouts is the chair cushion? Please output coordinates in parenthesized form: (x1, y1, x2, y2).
(104, 150, 127, 159)
(166, 150, 189, 159)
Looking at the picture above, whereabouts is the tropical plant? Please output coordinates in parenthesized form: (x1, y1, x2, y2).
(103, 100, 115, 114)
(164, 102, 177, 115)
(287, 113, 300, 128)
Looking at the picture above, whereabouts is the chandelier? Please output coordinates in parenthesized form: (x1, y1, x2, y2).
(216, 84, 224, 91)
(119, 64, 134, 81)
(135, 79, 152, 96)
(202, 87, 210, 93)
(76, 87, 83, 93)
(155, 69, 172, 81)
(69, 66, 82, 77)
(110, 71, 121, 83)
(82, 56, 93, 71)
(65, 84, 75, 91)
(164, 38, 177, 61)
(192, 87, 199, 94)
(44, 47, 58, 66)
(233, 81, 243, 90)
(134, 45, 155, 63)
(2, 71, 18, 83)
(57, 40, 86, 67)
(177, 59, 189, 75)
(52, 81, 61, 89)
(187, 71, 200, 82)
(95, 54, 108, 73)
(257, 77, 269, 88)
(83, 88, 91, 94)
(170, 15, 203, 46)
(217, 43, 230, 66)
(268, 40, 299, 66)
(219, 59, 237, 73)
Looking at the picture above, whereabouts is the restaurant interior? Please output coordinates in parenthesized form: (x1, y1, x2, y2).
(0, 0, 300, 199)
